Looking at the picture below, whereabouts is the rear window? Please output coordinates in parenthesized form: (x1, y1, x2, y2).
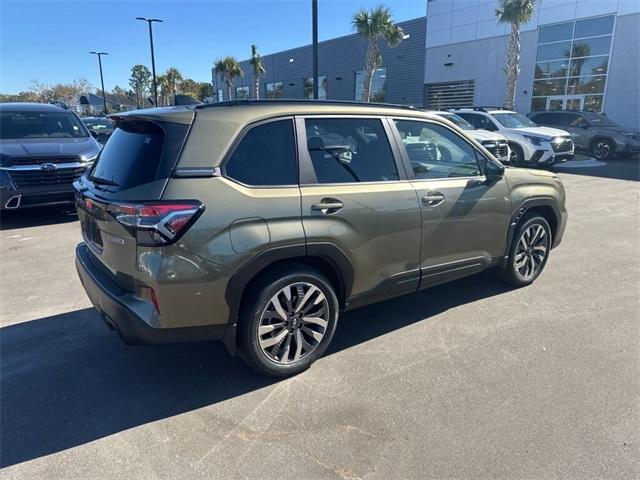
(89, 120, 168, 190)
(0, 110, 88, 139)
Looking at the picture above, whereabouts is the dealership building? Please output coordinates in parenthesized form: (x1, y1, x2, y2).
(212, 0, 639, 128)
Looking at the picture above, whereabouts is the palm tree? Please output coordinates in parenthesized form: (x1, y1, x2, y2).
(352, 6, 403, 102)
(495, 0, 537, 110)
(164, 67, 184, 104)
(215, 56, 244, 101)
(156, 74, 169, 106)
(249, 45, 266, 99)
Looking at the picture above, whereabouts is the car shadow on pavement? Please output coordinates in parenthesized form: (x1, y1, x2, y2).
(0, 271, 511, 468)
(550, 156, 639, 182)
(0, 205, 78, 231)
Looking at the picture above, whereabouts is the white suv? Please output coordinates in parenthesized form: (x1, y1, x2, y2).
(452, 108, 574, 167)
(431, 111, 511, 164)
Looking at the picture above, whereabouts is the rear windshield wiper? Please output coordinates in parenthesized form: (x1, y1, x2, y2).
(88, 176, 119, 187)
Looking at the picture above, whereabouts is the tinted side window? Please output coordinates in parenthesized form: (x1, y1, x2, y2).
(225, 120, 297, 186)
(566, 114, 588, 127)
(458, 113, 497, 131)
(304, 117, 399, 184)
(394, 120, 482, 179)
(532, 113, 552, 125)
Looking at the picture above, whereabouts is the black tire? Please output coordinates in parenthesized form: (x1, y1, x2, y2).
(591, 138, 615, 160)
(509, 143, 525, 167)
(238, 265, 339, 377)
(499, 214, 552, 287)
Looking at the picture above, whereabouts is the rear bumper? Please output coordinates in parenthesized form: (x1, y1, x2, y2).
(75, 243, 227, 345)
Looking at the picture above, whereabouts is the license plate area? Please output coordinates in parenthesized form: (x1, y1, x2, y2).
(82, 215, 104, 253)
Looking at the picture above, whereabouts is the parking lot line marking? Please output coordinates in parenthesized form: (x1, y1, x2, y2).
(5, 234, 21, 238)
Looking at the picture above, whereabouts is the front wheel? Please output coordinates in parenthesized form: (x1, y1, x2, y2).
(499, 214, 552, 287)
(591, 138, 615, 160)
(509, 143, 525, 167)
(238, 266, 339, 376)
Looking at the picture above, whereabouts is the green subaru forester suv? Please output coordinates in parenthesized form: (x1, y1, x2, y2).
(74, 100, 567, 376)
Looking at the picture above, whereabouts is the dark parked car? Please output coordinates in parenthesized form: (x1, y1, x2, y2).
(0, 103, 101, 210)
(75, 100, 567, 376)
(528, 110, 639, 160)
(82, 117, 114, 144)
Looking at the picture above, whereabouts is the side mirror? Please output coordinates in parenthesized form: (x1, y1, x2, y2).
(89, 130, 99, 139)
(580, 122, 590, 129)
(483, 157, 505, 180)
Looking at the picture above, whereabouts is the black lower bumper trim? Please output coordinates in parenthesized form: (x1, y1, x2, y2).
(75, 243, 227, 345)
(553, 153, 574, 163)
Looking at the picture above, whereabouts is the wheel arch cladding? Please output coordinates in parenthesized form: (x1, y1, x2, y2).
(224, 242, 354, 340)
(501, 198, 560, 268)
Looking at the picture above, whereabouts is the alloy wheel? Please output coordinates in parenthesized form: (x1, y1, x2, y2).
(592, 141, 612, 159)
(514, 224, 549, 280)
(258, 282, 329, 365)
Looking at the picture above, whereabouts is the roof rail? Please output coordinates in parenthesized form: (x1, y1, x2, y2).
(449, 106, 504, 112)
(193, 99, 420, 111)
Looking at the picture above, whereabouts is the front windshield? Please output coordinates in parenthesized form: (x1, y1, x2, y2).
(436, 113, 474, 130)
(83, 118, 113, 130)
(0, 111, 88, 139)
(492, 112, 537, 129)
(582, 113, 617, 127)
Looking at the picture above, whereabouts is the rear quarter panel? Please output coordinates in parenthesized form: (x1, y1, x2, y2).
(137, 177, 304, 329)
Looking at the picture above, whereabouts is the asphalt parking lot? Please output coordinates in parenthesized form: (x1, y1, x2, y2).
(1, 158, 639, 479)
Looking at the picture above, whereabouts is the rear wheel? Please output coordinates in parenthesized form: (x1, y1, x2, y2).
(591, 138, 615, 160)
(499, 214, 552, 287)
(238, 266, 339, 376)
(509, 143, 525, 167)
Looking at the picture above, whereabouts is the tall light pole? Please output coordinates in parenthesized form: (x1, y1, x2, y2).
(89, 51, 108, 114)
(136, 17, 163, 107)
(312, 0, 319, 100)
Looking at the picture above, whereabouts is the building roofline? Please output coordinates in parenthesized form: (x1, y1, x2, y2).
(228, 16, 425, 66)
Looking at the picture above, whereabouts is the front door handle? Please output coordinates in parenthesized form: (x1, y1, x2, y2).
(422, 192, 445, 206)
(311, 198, 344, 214)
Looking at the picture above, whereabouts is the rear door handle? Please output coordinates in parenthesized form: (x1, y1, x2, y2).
(422, 192, 445, 206)
(311, 198, 344, 214)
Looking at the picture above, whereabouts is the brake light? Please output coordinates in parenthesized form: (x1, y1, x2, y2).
(106, 201, 204, 246)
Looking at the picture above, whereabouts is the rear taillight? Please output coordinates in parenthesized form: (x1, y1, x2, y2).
(106, 201, 204, 246)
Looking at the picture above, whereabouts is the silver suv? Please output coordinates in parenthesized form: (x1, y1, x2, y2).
(528, 111, 640, 160)
(431, 111, 511, 164)
(452, 107, 574, 167)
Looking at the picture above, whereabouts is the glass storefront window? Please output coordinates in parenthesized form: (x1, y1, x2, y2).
(567, 75, 606, 94)
(532, 15, 614, 113)
(537, 41, 572, 61)
(538, 22, 573, 43)
(584, 95, 604, 112)
(574, 15, 615, 39)
(235, 86, 249, 100)
(535, 60, 569, 79)
(303, 76, 327, 100)
(355, 68, 386, 102)
(571, 36, 611, 57)
(265, 82, 284, 99)
(533, 78, 567, 96)
(569, 56, 608, 77)
(530, 97, 547, 111)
